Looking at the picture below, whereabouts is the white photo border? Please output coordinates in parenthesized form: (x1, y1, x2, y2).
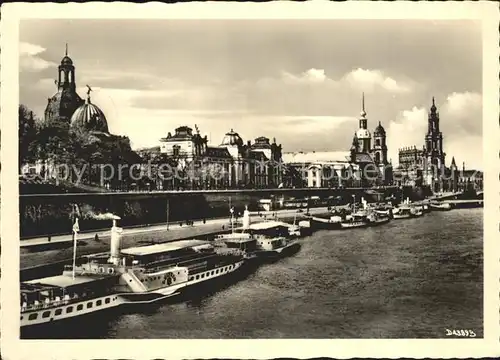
(1, 1, 499, 359)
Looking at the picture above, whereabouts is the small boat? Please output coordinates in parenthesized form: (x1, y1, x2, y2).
(392, 207, 412, 219)
(288, 214, 312, 237)
(219, 207, 301, 261)
(374, 209, 391, 216)
(297, 219, 313, 236)
(430, 202, 453, 211)
(410, 207, 424, 217)
(367, 212, 391, 226)
(309, 215, 343, 230)
(340, 212, 370, 229)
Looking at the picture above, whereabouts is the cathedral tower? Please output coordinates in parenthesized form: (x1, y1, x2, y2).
(356, 93, 371, 153)
(372, 121, 387, 165)
(44, 44, 84, 126)
(424, 97, 446, 192)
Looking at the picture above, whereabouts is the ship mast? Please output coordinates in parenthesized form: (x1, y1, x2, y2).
(229, 196, 234, 233)
(166, 198, 170, 230)
(71, 217, 80, 280)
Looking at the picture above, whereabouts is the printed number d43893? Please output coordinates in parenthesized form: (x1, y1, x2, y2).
(445, 329, 476, 337)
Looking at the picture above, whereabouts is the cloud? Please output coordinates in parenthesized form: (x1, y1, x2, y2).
(386, 106, 428, 164)
(441, 91, 482, 136)
(19, 42, 56, 72)
(342, 68, 412, 93)
(282, 68, 328, 84)
(386, 91, 483, 169)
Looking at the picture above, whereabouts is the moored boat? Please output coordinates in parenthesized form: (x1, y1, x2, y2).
(217, 207, 302, 261)
(429, 202, 453, 211)
(21, 216, 247, 330)
(340, 212, 370, 229)
(297, 219, 313, 236)
(392, 206, 412, 219)
(410, 207, 424, 217)
(367, 212, 391, 226)
(309, 214, 343, 230)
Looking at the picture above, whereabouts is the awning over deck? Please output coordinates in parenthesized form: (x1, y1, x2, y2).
(23, 274, 116, 291)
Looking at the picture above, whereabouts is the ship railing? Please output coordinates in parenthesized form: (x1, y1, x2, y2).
(143, 254, 218, 274)
(21, 294, 83, 312)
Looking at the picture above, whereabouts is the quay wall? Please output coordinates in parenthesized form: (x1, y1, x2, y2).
(20, 187, 403, 238)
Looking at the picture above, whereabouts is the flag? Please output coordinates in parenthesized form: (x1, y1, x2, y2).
(72, 218, 80, 234)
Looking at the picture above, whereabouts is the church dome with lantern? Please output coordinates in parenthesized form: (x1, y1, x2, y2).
(374, 121, 386, 136)
(220, 129, 244, 147)
(70, 91, 109, 134)
(61, 55, 73, 66)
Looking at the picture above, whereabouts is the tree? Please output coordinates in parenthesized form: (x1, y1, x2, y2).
(18, 105, 38, 170)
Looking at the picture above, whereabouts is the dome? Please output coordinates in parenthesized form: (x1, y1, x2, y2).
(221, 129, 243, 146)
(356, 128, 371, 139)
(61, 55, 73, 66)
(70, 97, 109, 133)
(374, 121, 386, 135)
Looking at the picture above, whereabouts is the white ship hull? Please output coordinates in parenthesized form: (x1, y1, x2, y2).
(22, 260, 246, 329)
(119, 260, 246, 303)
(340, 221, 369, 229)
(21, 294, 123, 328)
(393, 213, 412, 219)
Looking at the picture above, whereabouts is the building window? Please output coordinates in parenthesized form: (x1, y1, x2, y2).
(105, 298, 111, 304)
(96, 300, 102, 306)
(55, 309, 62, 316)
(76, 304, 83, 311)
(173, 145, 180, 157)
(28, 313, 38, 320)
(87, 302, 93, 309)
(42, 311, 51, 318)
(66, 306, 73, 313)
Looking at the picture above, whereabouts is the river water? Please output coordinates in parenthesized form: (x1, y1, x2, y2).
(29, 208, 484, 339)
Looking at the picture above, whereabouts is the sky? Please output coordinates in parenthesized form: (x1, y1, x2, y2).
(19, 19, 483, 169)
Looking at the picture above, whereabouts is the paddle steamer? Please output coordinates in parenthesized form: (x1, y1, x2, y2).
(21, 217, 245, 328)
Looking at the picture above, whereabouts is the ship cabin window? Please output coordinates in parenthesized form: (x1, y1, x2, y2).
(105, 298, 111, 304)
(211, 271, 215, 276)
(42, 311, 51, 318)
(189, 276, 193, 281)
(28, 313, 38, 320)
(201, 274, 205, 279)
(195, 275, 200, 280)
(77, 304, 83, 311)
(96, 300, 102, 306)
(87, 302, 93, 309)
(66, 306, 73, 313)
(55, 309, 62, 316)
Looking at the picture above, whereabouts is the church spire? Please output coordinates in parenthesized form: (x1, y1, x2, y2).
(360, 92, 366, 118)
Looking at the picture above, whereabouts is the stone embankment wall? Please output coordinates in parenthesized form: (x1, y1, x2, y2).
(20, 187, 403, 238)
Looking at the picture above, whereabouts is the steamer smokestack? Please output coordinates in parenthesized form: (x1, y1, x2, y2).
(242, 205, 251, 230)
(108, 215, 122, 265)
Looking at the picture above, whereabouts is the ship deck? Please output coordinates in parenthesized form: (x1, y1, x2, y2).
(120, 239, 210, 257)
(23, 273, 118, 291)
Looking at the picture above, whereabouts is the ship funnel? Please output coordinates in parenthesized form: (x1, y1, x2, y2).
(242, 205, 251, 229)
(108, 217, 123, 265)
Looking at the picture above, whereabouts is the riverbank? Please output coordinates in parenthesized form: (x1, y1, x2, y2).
(21, 207, 328, 271)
